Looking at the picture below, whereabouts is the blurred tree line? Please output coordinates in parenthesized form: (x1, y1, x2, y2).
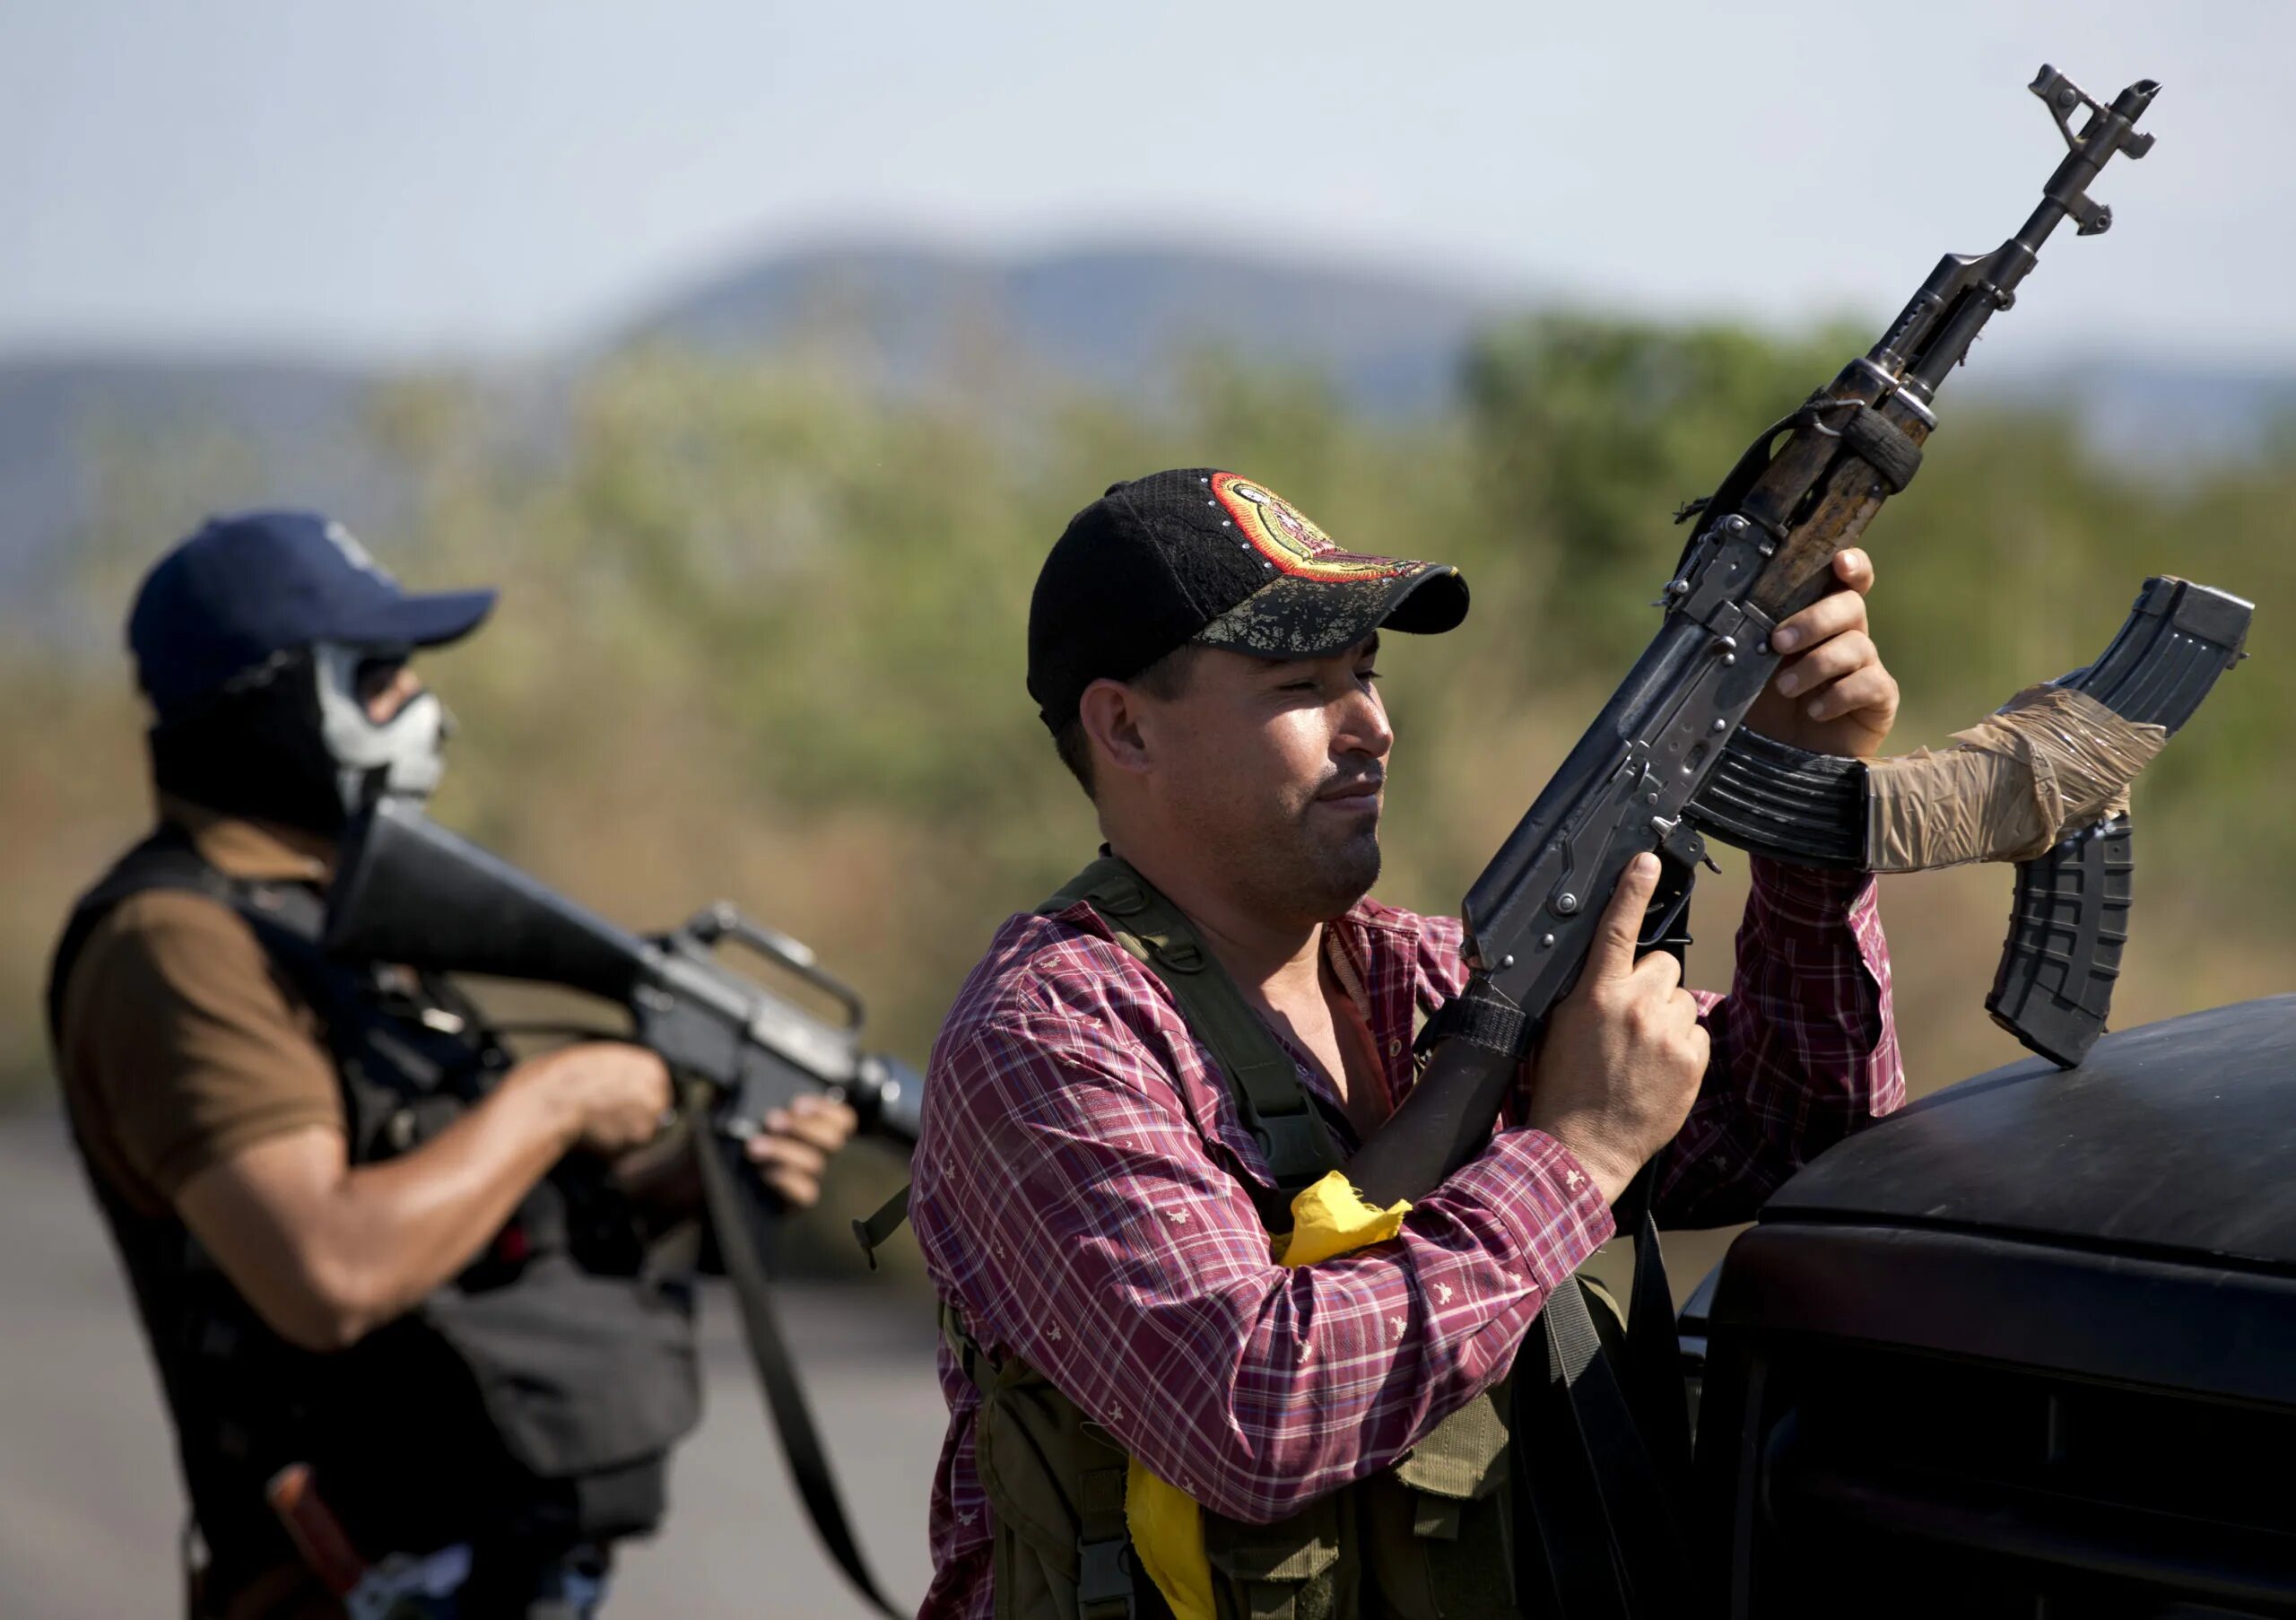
(4, 315, 2287, 1272)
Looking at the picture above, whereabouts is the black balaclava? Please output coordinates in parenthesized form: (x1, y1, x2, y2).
(147, 649, 351, 833)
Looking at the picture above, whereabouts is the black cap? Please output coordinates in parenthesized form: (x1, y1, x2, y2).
(127, 510, 496, 716)
(1026, 469, 1468, 730)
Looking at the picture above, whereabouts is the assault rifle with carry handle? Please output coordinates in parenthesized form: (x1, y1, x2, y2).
(324, 797, 919, 1617)
(325, 797, 922, 1152)
(1338, 66, 2248, 1619)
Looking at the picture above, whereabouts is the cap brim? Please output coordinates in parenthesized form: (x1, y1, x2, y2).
(1193, 564, 1468, 659)
(329, 588, 498, 652)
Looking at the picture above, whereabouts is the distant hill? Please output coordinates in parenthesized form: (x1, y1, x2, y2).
(0, 355, 400, 608)
(1987, 355, 2296, 468)
(617, 244, 1505, 414)
(3, 243, 2288, 626)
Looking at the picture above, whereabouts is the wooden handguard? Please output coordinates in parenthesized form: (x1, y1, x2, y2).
(1748, 384, 1937, 629)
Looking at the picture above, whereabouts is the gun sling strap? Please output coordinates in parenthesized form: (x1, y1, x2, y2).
(691, 1110, 907, 1620)
(1524, 1175, 1695, 1619)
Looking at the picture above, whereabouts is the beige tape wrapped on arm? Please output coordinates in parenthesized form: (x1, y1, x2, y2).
(1866, 684, 2169, 873)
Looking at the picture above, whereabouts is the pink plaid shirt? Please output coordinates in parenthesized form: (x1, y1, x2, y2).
(909, 858, 1900, 1618)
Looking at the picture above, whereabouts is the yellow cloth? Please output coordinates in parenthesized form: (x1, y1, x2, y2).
(1125, 1171, 1413, 1620)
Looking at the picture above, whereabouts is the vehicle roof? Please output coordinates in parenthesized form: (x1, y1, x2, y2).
(1762, 994, 2296, 1273)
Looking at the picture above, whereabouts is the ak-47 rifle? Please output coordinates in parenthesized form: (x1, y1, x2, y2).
(1347, 65, 2241, 1208)
(1339, 67, 2248, 1620)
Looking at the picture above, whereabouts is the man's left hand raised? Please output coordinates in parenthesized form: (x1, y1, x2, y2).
(1744, 548, 1900, 760)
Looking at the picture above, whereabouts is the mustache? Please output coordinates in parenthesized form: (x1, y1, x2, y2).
(1317, 766, 1387, 800)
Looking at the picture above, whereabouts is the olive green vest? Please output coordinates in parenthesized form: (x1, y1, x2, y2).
(944, 856, 1525, 1620)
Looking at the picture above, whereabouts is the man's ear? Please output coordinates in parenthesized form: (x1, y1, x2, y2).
(1077, 678, 1153, 783)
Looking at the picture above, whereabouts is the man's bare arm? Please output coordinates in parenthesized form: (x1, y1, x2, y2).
(175, 1041, 668, 1352)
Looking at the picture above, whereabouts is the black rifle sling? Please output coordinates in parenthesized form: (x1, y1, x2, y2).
(1625, 1185, 1699, 1507)
(1618, 1172, 1695, 1511)
(851, 1182, 909, 1268)
(1519, 1285, 1633, 1620)
(692, 1120, 905, 1620)
(1618, 908, 1697, 1524)
(1518, 1186, 1692, 1618)
(1512, 901, 1698, 1620)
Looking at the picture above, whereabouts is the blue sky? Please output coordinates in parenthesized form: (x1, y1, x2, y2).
(4, 0, 2287, 366)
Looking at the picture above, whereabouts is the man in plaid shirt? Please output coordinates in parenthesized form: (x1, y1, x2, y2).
(910, 469, 1904, 1618)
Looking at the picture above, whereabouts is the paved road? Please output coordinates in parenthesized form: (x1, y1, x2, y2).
(0, 1109, 945, 1619)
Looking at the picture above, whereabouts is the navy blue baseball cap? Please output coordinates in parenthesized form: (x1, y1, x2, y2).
(127, 510, 496, 715)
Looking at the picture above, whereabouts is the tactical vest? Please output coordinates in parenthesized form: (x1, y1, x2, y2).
(948, 857, 1526, 1620)
(46, 828, 702, 1604)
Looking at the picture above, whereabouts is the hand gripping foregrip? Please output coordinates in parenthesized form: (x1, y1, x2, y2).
(1687, 576, 2251, 1067)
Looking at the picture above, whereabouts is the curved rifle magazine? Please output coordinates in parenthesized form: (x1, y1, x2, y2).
(1686, 576, 2251, 1067)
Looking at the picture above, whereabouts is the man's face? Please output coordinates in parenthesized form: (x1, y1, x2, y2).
(1135, 633, 1392, 927)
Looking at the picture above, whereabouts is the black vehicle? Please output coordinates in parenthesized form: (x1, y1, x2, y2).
(1687, 994, 2296, 1616)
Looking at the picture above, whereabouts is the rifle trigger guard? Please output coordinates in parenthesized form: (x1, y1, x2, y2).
(1639, 849, 1699, 961)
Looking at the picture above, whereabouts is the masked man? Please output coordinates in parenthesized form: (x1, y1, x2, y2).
(48, 512, 856, 1619)
(909, 470, 1904, 1617)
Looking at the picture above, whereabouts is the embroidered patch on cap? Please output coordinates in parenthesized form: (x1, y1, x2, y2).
(1211, 472, 1412, 583)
